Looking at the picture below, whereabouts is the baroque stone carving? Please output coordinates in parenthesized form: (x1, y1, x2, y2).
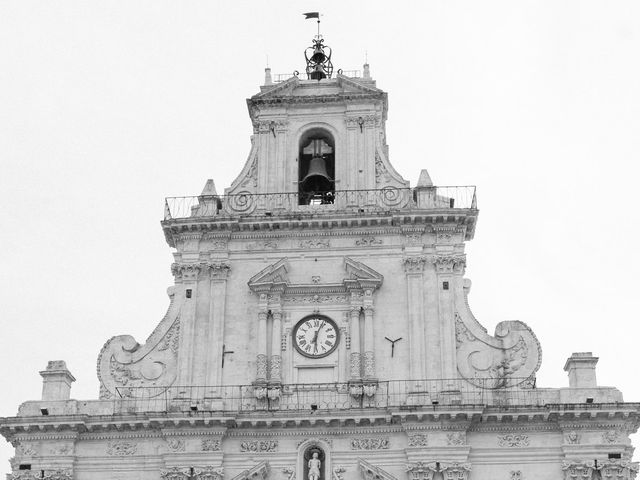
(446, 431, 466, 446)
(454, 311, 542, 389)
(166, 438, 186, 452)
(269, 355, 281, 380)
(429, 254, 466, 274)
(97, 286, 182, 398)
(284, 295, 349, 304)
(356, 236, 382, 246)
(603, 429, 620, 444)
(598, 460, 639, 479)
(407, 433, 428, 447)
(193, 466, 224, 480)
(510, 472, 522, 480)
(406, 462, 471, 480)
(403, 256, 425, 274)
(107, 441, 137, 456)
(299, 239, 330, 249)
(256, 354, 268, 380)
(565, 431, 580, 444)
(17, 443, 37, 456)
(333, 467, 346, 480)
(350, 437, 389, 450)
(202, 439, 221, 451)
(363, 351, 376, 378)
(561, 461, 595, 480)
(161, 467, 191, 480)
(240, 440, 278, 452)
(247, 241, 279, 251)
(350, 352, 361, 379)
(283, 467, 295, 480)
(498, 434, 529, 447)
(49, 443, 73, 455)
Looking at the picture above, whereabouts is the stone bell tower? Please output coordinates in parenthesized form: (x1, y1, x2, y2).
(3, 29, 639, 480)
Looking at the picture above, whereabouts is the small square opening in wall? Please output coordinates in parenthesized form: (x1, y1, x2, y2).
(186, 289, 192, 299)
(442, 281, 449, 290)
(609, 453, 622, 459)
(18, 465, 31, 470)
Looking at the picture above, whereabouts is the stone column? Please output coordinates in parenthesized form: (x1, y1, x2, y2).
(256, 308, 268, 382)
(403, 256, 426, 381)
(205, 262, 230, 396)
(349, 306, 361, 380)
(270, 310, 282, 383)
(363, 303, 375, 379)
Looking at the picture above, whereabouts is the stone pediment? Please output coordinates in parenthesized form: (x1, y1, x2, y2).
(358, 459, 397, 480)
(251, 74, 382, 102)
(248, 257, 382, 296)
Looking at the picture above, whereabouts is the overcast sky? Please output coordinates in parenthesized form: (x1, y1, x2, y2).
(1, 0, 639, 468)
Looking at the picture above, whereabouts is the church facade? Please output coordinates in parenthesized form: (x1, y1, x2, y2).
(1, 35, 639, 480)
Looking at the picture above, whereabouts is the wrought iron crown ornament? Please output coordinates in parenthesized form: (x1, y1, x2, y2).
(305, 36, 333, 80)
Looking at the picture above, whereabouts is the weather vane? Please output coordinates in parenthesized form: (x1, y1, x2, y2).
(303, 12, 333, 80)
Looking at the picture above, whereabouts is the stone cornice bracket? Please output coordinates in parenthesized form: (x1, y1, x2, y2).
(561, 461, 595, 480)
(231, 461, 270, 480)
(429, 254, 466, 274)
(359, 459, 397, 480)
(207, 261, 231, 281)
(402, 256, 426, 274)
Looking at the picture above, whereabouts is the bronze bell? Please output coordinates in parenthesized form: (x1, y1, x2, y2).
(310, 45, 326, 64)
(310, 64, 326, 80)
(301, 156, 332, 187)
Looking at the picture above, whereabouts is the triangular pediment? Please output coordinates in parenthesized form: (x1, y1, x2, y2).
(250, 75, 383, 101)
(231, 461, 270, 480)
(344, 257, 384, 287)
(358, 459, 397, 480)
(248, 259, 289, 291)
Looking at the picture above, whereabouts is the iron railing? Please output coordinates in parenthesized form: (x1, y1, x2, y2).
(114, 377, 540, 414)
(164, 186, 477, 221)
(272, 70, 361, 83)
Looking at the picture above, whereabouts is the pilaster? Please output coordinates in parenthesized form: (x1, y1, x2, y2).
(403, 256, 426, 381)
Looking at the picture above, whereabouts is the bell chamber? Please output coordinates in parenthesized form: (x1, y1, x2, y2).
(298, 129, 335, 205)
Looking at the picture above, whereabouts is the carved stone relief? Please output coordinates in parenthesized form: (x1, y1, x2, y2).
(283, 467, 295, 480)
(565, 431, 580, 444)
(510, 472, 522, 480)
(429, 254, 466, 274)
(17, 443, 37, 456)
(403, 256, 425, 274)
(161, 467, 191, 480)
(166, 438, 186, 452)
(407, 434, 428, 447)
(240, 440, 278, 452)
(498, 434, 529, 448)
(201, 439, 221, 451)
(355, 236, 382, 246)
(106, 441, 137, 456)
(602, 429, 620, 444)
(299, 239, 330, 249)
(192, 466, 224, 480)
(350, 437, 389, 450)
(446, 431, 466, 446)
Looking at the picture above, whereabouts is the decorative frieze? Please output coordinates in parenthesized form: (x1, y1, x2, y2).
(498, 434, 529, 448)
(405, 462, 471, 480)
(256, 353, 268, 381)
(407, 433, 428, 447)
(446, 431, 466, 446)
(333, 467, 346, 480)
(161, 467, 191, 480)
(17, 443, 37, 456)
(299, 239, 330, 249)
(171, 262, 231, 281)
(363, 351, 375, 378)
(561, 461, 595, 480)
(350, 352, 361, 379)
(283, 295, 349, 304)
(350, 437, 389, 450)
(192, 466, 224, 480)
(246, 241, 279, 251)
(166, 438, 186, 452)
(240, 440, 278, 452)
(10, 472, 72, 480)
(355, 236, 382, 246)
(201, 439, 221, 451)
(565, 431, 580, 444)
(49, 443, 73, 455)
(106, 441, 137, 456)
(602, 429, 620, 444)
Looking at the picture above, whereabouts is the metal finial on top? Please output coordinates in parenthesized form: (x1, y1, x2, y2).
(303, 13, 333, 80)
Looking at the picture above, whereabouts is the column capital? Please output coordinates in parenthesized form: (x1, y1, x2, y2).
(403, 256, 426, 274)
(429, 254, 466, 274)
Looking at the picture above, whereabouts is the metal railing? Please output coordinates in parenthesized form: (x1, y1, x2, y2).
(164, 186, 477, 221)
(114, 377, 540, 414)
(272, 70, 361, 83)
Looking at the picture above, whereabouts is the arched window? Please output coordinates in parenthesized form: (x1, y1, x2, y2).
(298, 129, 335, 205)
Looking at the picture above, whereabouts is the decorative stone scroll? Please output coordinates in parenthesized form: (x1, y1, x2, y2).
(498, 434, 529, 448)
(97, 285, 183, 399)
(407, 434, 428, 447)
(106, 441, 137, 456)
(405, 462, 471, 480)
(193, 466, 225, 480)
(350, 437, 389, 450)
(202, 439, 221, 451)
(240, 440, 278, 452)
(166, 438, 186, 452)
(161, 467, 191, 480)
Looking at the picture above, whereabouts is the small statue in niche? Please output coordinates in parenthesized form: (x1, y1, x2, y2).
(308, 452, 321, 480)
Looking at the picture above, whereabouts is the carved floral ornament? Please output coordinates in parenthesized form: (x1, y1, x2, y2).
(10, 471, 73, 480)
(171, 261, 231, 281)
(240, 440, 278, 452)
(402, 254, 466, 274)
(107, 440, 137, 456)
(160, 466, 224, 480)
(497, 434, 529, 447)
(350, 437, 389, 450)
(405, 462, 471, 480)
(562, 460, 639, 480)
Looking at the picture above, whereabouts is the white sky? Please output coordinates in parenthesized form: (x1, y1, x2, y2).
(1, 0, 639, 469)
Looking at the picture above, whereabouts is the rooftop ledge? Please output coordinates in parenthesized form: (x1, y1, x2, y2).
(162, 186, 477, 236)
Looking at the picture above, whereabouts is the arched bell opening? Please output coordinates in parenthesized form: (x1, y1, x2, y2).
(298, 129, 335, 205)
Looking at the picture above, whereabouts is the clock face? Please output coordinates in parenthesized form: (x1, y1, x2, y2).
(293, 315, 339, 358)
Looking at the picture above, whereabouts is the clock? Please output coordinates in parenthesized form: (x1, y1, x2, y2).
(293, 315, 339, 358)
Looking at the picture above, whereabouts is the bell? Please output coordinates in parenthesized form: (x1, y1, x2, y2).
(309, 64, 326, 80)
(301, 156, 332, 186)
(310, 46, 326, 64)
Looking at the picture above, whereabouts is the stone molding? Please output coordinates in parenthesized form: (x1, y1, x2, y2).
(231, 461, 269, 480)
